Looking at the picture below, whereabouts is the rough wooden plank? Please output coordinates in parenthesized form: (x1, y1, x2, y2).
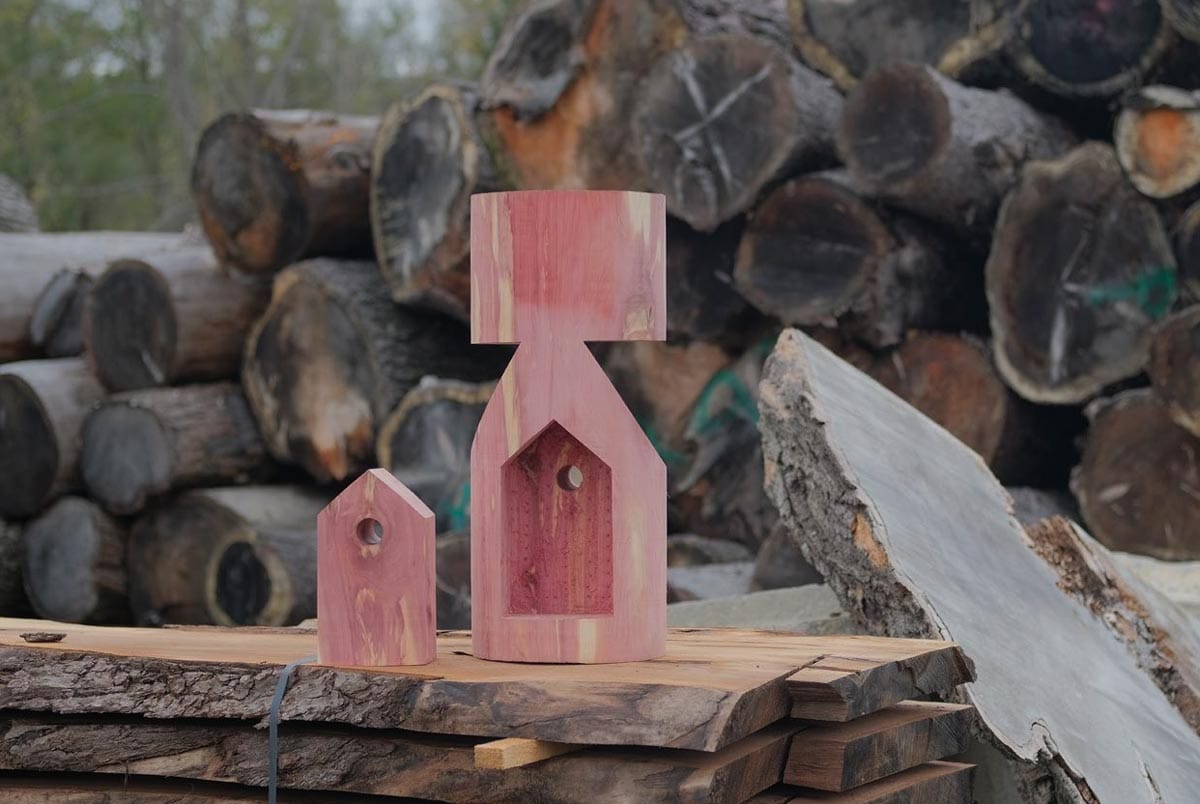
(759, 329, 1200, 801)
(0, 620, 960, 752)
(318, 469, 436, 666)
(753, 761, 974, 803)
(0, 714, 799, 803)
(784, 701, 973, 791)
(786, 646, 973, 722)
(474, 736, 582, 769)
(0, 772, 372, 803)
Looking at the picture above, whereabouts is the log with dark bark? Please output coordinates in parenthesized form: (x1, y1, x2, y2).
(0, 174, 37, 233)
(84, 246, 271, 391)
(666, 216, 761, 345)
(0, 231, 184, 362)
(786, 0, 1003, 90)
(868, 333, 1081, 486)
(1072, 389, 1200, 560)
(0, 522, 29, 616)
(838, 63, 1075, 235)
(987, 142, 1178, 404)
(22, 497, 128, 624)
(1115, 85, 1200, 198)
(734, 174, 962, 347)
(128, 486, 327, 627)
(1005, 0, 1175, 98)
(80, 382, 270, 515)
(758, 329, 1200, 801)
(481, 0, 836, 231)
(191, 109, 377, 275)
(0, 359, 104, 519)
(478, 0, 680, 189)
(1166, 0, 1200, 41)
(371, 83, 501, 319)
(1149, 305, 1200, 436)
(377, 378, 493, 533)
(29, 270, 93, 358)
(244, 259, 505, 482)
(633, 34, 842, 231)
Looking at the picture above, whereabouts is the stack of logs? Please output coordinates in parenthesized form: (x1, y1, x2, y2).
(3, 0, 1200, 631)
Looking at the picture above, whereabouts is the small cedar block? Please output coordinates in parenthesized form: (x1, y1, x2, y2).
(470, 190, 667, 344)
(317, 469, 436, 666)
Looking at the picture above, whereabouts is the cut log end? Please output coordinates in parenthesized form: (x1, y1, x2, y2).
(1115, 86, 1200, 198)
(735, 176, 890, 324)
(192, 112, 308, 274)
(244, 279, 374, 482)
(80, 404, 172, 515)
(0, 374, 58, 519)
(1073, 390, 1200, 560)
(987, 143, 1177, 403)
(86, 259, 176, 390)
(129, 489, 318, 627)
(23, 497, 128, 624)
(838, 63, 949, 191)
(371, 86, 483, 317)
(1011, 0, 1172, 97)
(29, 269, 94, 358)
(633, 35, 815, 231)
(1148, 306, 1200, 436)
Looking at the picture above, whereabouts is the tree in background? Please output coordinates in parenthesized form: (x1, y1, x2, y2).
(0, 0, 516, 231)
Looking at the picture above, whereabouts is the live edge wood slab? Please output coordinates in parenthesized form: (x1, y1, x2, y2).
(0, 621, 970, 752)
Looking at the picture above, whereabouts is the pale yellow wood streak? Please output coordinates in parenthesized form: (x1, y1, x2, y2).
(474, 737, 582, 770)
(502, 372, 520, 456)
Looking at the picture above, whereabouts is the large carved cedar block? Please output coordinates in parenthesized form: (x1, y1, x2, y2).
(470, 190, 667, 344)
(317, 469, 436, 666)
(470, 190, 667, 663)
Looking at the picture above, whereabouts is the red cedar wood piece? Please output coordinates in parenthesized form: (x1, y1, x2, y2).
(470, 190, 667, 663)
(317, 469, 436, 666)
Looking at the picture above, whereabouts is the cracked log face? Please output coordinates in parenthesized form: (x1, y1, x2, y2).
(1072, 389, 1200, 560)
(633, 34, 840, 231)
(757, 329, 1200, 802)
(986, 143, 1177, 404)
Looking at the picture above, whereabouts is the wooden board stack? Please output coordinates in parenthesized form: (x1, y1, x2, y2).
(0, 620, 976, 803)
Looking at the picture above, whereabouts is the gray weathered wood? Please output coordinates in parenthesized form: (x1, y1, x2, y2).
(758, 329, 1200, 802)
(0, 358, 105, 519)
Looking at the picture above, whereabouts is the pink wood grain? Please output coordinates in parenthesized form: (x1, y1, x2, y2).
(470, 189, 667, 664)
(317, 468, 436, 666)
(470, 190, 667, 344)
(504, 421, 615, 617)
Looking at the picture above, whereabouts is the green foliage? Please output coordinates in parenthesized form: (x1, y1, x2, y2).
(0, 0, 517, 231)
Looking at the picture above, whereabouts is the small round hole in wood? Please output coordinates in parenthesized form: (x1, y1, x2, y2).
(356, 518, 384, 545)
(557, 465, 584, 491)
